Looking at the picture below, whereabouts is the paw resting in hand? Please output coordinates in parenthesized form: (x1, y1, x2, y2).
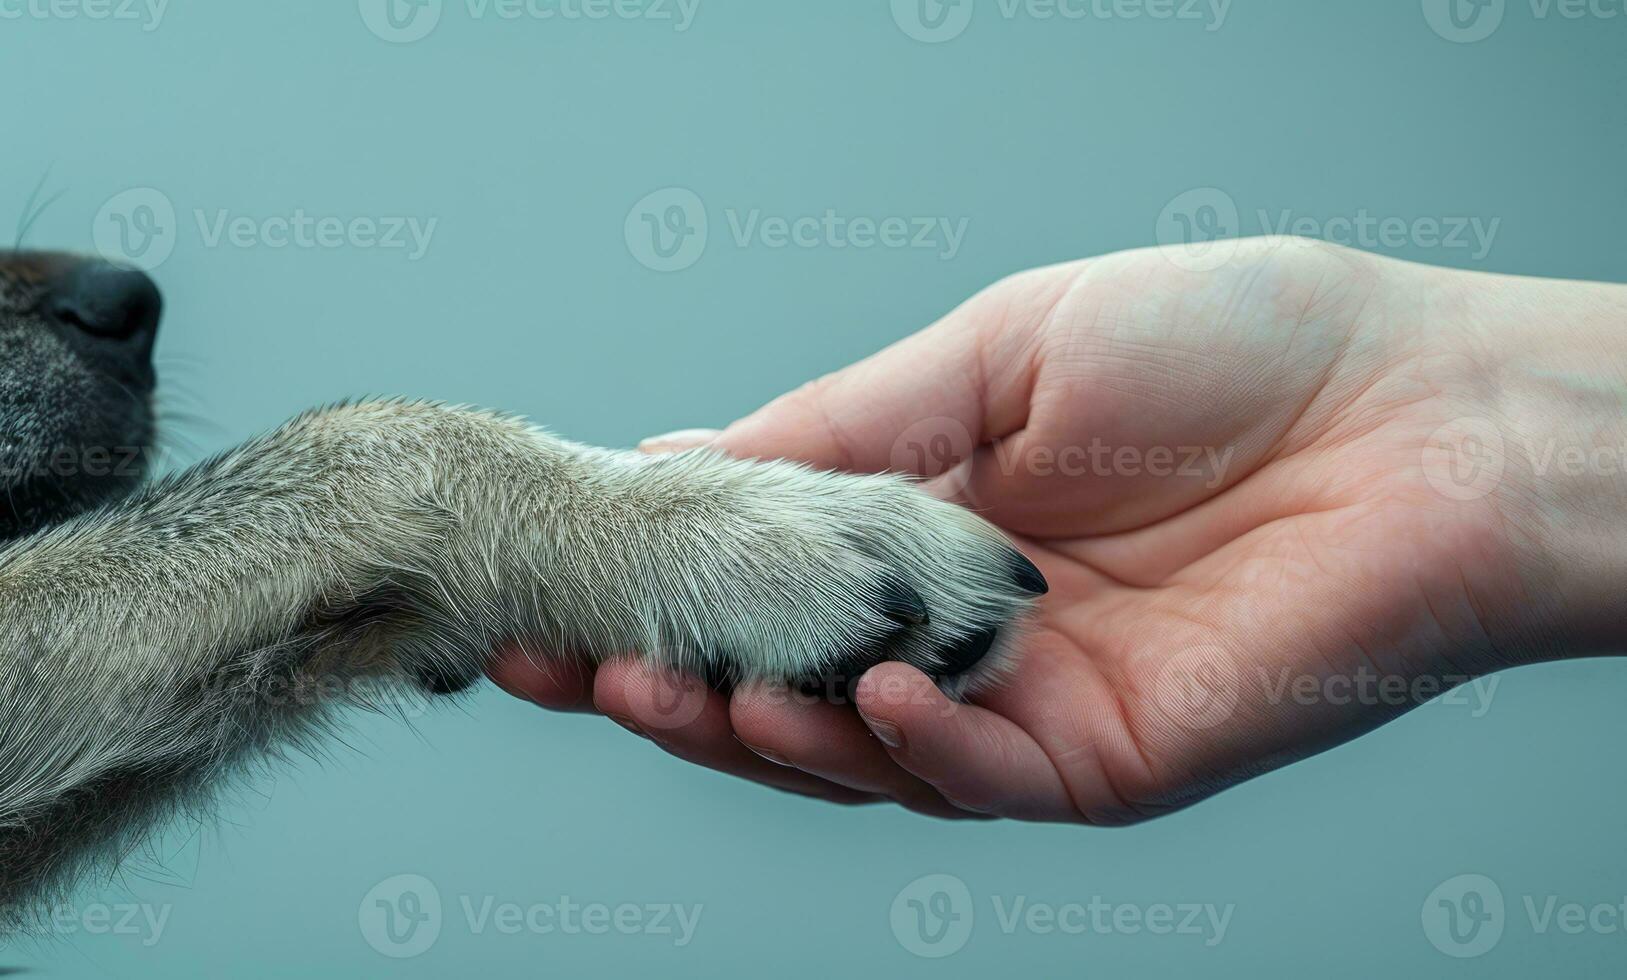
(631, 449, 1049, 698)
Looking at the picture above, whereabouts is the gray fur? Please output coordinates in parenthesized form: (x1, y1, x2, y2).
(0, 252, 1035, 918)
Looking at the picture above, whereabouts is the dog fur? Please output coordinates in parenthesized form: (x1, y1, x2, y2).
(0, 251, 1041, 919)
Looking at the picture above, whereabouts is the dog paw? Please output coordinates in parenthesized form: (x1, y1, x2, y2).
(648, 451, 1047, 698)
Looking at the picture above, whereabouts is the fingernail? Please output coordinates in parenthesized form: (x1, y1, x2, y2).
(740, 740, 793, 766)
(608, 714, 650, 740)
(944, 795, 992, 814)
(638, 429, 723, 454)
(861, 714, 905, 750)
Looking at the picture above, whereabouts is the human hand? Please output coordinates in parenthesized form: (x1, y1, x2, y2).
(490, 238, 1627, 822)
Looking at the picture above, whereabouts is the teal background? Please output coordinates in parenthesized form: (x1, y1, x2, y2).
(4, 0, 1627, 975)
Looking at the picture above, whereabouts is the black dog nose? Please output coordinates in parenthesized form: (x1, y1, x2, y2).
(46, 261, 162, 346)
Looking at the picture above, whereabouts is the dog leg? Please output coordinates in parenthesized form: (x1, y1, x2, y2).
(0, 399, 1041, 910)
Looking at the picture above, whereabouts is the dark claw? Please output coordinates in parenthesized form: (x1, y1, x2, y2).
(937, 627, 998, 676)
(1008, 549, 1049, 595)
(878, 579, 929, 626)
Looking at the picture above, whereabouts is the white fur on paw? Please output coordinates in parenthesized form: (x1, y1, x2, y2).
(641, 450, 1048, 698)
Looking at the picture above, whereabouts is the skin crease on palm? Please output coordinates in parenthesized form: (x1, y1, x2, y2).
(486, 237, 1627, 824)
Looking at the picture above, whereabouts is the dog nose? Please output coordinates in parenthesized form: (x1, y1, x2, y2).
(46, 261, 162, 348)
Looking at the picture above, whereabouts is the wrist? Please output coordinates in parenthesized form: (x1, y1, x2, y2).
(1451, 269, 1627, 660)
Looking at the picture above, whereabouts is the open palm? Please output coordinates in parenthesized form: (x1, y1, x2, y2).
(491, 239, 1612, 821)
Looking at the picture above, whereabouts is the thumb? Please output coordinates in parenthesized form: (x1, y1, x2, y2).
(638, 429, 724, 454)
(709, 266, 1077, 476)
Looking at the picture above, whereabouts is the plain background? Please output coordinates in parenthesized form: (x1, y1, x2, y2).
(4, 0, 1627, 975)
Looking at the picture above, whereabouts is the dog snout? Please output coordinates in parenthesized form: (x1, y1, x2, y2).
(43, 260, 162, 359)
